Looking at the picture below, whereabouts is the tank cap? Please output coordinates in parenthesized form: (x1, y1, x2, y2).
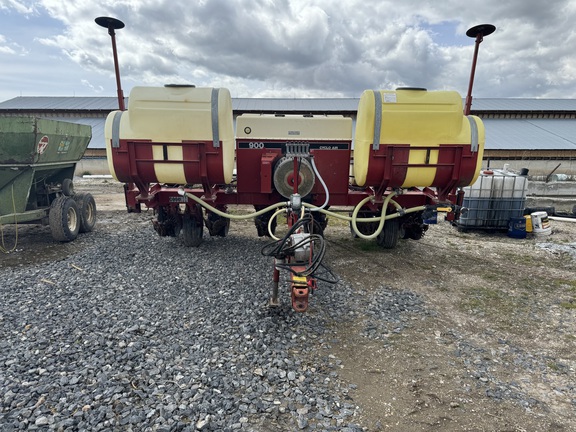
(164, 84, 196, 88)
(396, 87, 427, 91)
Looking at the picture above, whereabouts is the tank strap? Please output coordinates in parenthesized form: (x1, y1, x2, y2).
(372, 90, 382, 150)
(111, 111, 123, 148)
(467, 116, 478, 153)
(211, 88, 220, 148)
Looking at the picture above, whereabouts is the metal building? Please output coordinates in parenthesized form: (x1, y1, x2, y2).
(0, 96, 575, 176)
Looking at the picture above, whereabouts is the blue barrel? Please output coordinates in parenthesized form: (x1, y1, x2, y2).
(507, 217, 527, 239)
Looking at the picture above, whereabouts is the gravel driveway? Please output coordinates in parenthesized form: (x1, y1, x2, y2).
(1, 206, 367, 431)
(1, 179, 575, 431)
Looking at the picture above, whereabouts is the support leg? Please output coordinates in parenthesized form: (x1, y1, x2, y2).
(269, 265, 280, 307)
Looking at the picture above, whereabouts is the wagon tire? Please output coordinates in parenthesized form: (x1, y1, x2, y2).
(376, 217, 400, 249)
(183, 214, 203, 247)
(350, 211, 379, 238)
(73, 193, 97, 233)
(255, 212, 277, 237)
(207, 212, 230, 237)
(61, 178, 74, 196)
(49, 196, 80, 242)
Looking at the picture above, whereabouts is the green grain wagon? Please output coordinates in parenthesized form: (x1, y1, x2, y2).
(0, 116, 96, 242)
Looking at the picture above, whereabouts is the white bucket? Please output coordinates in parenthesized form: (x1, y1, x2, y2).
(531, 211, 552, 236)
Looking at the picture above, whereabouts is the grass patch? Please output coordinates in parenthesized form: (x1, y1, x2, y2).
(353, 239, 382, 252)
(482, 272, 502, 282)
(559, 301, 576, 310)
(563, 280, 576, 292)
(518, 278, 540, 291)
(461, 287, 510, 313)
(521, 278, 576, 293)
(327, 214, 350, 228)
(459, 286, 535, 331)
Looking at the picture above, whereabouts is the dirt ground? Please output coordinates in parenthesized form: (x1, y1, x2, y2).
(1, 178, 575, 431)
(325, 199, 576, 431)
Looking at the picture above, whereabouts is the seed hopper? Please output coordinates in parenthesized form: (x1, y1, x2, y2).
(0, 117, 96, 246)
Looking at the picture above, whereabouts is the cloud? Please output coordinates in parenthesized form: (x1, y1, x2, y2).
(0, 33, 28, 55)
(80, 79, 104, 93)
(0, 35, 16, 54)
(0, 0, 38, 15)
(2, 0, 576, 99)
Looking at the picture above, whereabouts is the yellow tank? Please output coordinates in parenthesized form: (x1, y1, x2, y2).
(105, 85, 235, 185)
(353, 89, 484, 191)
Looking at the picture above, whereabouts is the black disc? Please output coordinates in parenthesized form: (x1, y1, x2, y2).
(95, 16, 125, 30)
(466, 24, 496, 38)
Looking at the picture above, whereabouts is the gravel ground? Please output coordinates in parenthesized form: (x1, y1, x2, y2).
(1, 180, 575, 431)
(0, 210, 372, 431)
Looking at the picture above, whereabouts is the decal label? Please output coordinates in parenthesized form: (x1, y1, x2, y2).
(57, 139, 71, 154)
(237, 141, 350, 150)
(37, 135, 49, 154)
(384, 93, 397, 103)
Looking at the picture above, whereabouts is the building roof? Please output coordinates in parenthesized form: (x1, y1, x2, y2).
(3, 95, 576, 113)
(0, 96, 126, 111)
(0, 96, 360, 113)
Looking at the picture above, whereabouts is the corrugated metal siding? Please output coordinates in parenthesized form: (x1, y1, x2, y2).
(43, 116, 106, 149)
(483, 119, 576, 150)
(21, 117, 576, 151)
(472, 99, 576, 112)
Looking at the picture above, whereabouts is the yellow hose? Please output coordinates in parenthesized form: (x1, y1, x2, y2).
(183, 191, 287, 219)
(183, 189, 426, 241)
(302, 196, 427, 240)
(268, 208, 286, 241)
(349, 193, 395, 240)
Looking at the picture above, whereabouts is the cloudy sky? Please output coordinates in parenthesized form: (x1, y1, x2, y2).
(0, 0, 575, 103)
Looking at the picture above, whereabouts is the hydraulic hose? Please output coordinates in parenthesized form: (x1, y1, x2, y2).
(308, 156, 329, 211)
(267, 205, 306, 241)
(180, 189, 287, 220)
(302, 197, 427, 240)
(350, 193, 396, 240)
(181, 188, 426, 241)
(267, 208, 286, 241)
(261, 213, 327, 279)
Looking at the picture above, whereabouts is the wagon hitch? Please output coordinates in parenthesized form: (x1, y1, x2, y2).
(261, 211, 328, 312)
(291, 273, 310, 312)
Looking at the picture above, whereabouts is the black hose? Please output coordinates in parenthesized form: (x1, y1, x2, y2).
(313, 262, 340, 284)
(261, 213, 335, 283)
